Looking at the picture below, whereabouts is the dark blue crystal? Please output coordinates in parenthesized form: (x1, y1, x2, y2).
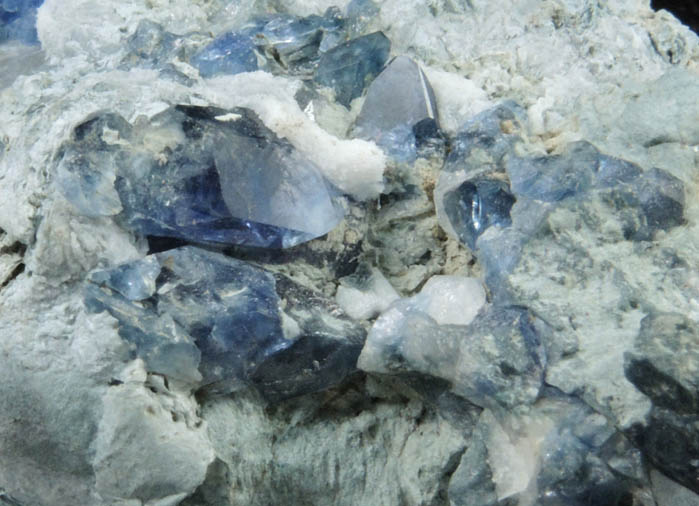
(84, 246, 366, 399)
(56, 105, 344, 249)
(313, 31, 390, 107)
(191, 30, 260, 77)
(442, 178, 516, 249)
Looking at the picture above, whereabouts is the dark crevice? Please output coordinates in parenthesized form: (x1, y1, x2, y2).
(652, 0, 699, 33)
(1, 263, 24, 289)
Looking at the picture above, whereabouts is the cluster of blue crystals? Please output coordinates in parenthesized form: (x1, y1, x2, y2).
(191, 6, 392, 108)
(436, 102, 687, 296)
(0, 0, 43, 44)
(192, 8, 348, 78)
(85, 246, 365, 399)
(56, 105, 344, 249)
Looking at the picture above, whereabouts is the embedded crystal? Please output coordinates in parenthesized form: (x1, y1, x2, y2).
(191, 29, 260, 77)
(358, 276, 545, 410)
(313, 31, 390, 107)
(85, 246, 366, 399)
(56, 105, 344, 249)
(354, 55, 439, 148)
(192, 9, 347, 78)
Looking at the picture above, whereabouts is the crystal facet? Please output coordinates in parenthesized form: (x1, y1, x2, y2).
(313, 31, 390, 107)
(56, 105, 344, 248)
(85, 246, 366, 399)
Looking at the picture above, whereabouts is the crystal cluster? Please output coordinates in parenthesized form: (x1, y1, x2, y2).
(85, 246, 365, 400)
(434, 102, 686, 299)
(56, 105, 343, 249)
(29, 2, 696, 505)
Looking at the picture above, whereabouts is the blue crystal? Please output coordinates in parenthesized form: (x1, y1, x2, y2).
(192, 9, 347, 78)
(313, 31, 390, 107)
(441, 178, 516, 249)
(56, 105, 344, 249)
(506, 141, 599, 202)
(353, 56, 439, 160)
(634, 167, 685, 235)
(362, 298, 545, 410)
(0, 0, 43, 45)
(85, 246, 365, 399)
(122, 19, 181, 70)
(191, 30, 259, 77)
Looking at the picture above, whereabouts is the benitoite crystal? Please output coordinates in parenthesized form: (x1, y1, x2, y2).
(191, 8, 347, 78)
(85, 246, 365, 399)
(56, 105, 344, 248)
(313, 31, 390, 107)
(353, 55, 439, 160)
(435, 102, 687, 294)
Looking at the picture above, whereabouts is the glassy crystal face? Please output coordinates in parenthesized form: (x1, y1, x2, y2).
(191, 8, 347, 78)
(358, 277, 546, 411)
(56, 105, 344, 249)
(353, 55, 439, 160)
(435, 102, 687, 295)
(313, 31, 390, 107)
(85, 246, 366, 399)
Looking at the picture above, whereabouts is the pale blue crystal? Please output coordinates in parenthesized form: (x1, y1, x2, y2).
(56, 105, 344, 249)
(314, 31, 390, 107)
(85, 246, 365, 399)
(506, 141, 599, 202)
(191, 30, 259, 77)
(353, 55, 439, 160)
(192, 9, 347, 78)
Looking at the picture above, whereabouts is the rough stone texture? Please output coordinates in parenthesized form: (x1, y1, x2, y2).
(0, 0, 697, 505)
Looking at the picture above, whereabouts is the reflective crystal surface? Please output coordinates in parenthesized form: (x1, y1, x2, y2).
(85, 246, 366, 399)
(313, 31, 390, 107)
(56, 105, 344, 249)
(354, 55, 439, 158)
(358, 276, 546, 411)
(192, 9, 347, 78)
(435, 102, 688, 294)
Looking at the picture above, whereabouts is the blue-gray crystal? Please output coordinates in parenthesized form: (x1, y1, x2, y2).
(191, 30, 259, 77)
(121, 19, 183, 70)
(313, 31, 390, 107)
(364, 300, 545, 410)
(56, 105, 344, 249)
(506, 141, 599, 202)
(436, 103, 687, 302)
(0, 0, 43, 45)
(353, 55, 439, 160)
(442, 178, 516, 249)
(85, 246, 366, 399)
(192, 9, 347, 78)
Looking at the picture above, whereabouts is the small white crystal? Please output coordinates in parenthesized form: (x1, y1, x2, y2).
(335, 267, 400, 320)
(418, 275, 486, 326)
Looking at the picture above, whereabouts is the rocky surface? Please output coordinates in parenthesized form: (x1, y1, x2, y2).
(1, 0, 698, 505)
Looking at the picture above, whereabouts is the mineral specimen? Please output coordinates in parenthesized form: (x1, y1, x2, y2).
(56, 104, 344, 248)
(192, 8, 346, 78)
(358, 275, 546, 411)
(85, 246, 365, 400)
(313, 31, 390, 107)
(353, 55, 439, 160)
